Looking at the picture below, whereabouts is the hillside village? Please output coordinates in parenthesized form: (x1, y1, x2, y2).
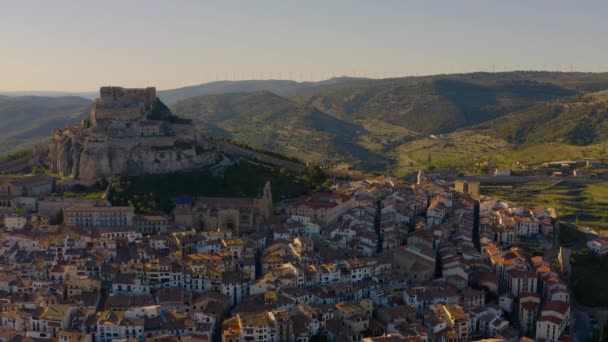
(5, 0, 608, 340)
(0, 159, 603, 342)
(0, 87, 605, 342)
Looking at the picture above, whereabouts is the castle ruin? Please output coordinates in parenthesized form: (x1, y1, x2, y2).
(48, 87, 219, 182)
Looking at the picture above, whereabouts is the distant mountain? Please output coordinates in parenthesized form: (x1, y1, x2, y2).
(158, 77, 365, 105)
(0, 91, 96, 99)
(0, 96, 91, 152)
(4, 72, 608, 171)
(292, 72, 586, 134)
(169, 72, 608, 169)
(0, 78, 365, 104)
(474, 90, 608, 146)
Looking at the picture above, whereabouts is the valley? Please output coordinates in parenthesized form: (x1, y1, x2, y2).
(2, 71, 608, 176)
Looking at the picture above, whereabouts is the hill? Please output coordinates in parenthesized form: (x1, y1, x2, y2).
(171, 91, 390, 169)
(293, 72, 585, 134)
(170, 72, 608, 171)
(0, 91, 96, 99)
(474, 90, 608, 146)
(0, 96, 91, 153)
(158, 77, 364, 105)
(4, 72, 608, 171)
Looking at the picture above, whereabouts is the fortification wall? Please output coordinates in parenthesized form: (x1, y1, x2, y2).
(93, 105, 144, 121)
(109, 136, 177, 149)
(99, 86, 156, 104)
(219, 141, 306, 173)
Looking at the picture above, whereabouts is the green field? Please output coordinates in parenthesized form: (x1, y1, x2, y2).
(394, 132, 512, 175)
(483, 181, 608, 230)
(393, 130, 608, 176)
(507, 143, 608, 167)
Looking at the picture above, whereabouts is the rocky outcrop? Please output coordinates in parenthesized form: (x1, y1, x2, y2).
(48, 87, 219, 182)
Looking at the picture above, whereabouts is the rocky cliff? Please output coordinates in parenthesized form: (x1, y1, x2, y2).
(48, 87, 219, 182)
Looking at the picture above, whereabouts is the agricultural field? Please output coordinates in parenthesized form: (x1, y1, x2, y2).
(483, 180, 608, 230)
(506, 142, 608, 167)
(394, 132, 514, 176)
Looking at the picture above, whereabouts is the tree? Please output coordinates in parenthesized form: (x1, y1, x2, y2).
(305, 165, 328, 189)
(31, 165, 46, 174)
(95, 178, 109, 190)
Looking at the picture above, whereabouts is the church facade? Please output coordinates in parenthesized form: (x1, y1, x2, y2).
(174, 181, 273, 234)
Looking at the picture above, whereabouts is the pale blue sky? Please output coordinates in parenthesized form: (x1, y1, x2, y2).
(1, 0, 607, 91)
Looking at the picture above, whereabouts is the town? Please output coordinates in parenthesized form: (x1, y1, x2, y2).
(3, 2, 608, 341)
(0, 86, 606, 342)
(0, 158, 605, 341)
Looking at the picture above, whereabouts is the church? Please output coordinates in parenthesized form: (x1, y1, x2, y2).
(173, 181, 273, 234)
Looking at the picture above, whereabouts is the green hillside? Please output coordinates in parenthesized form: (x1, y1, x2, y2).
(474, 91, 608, 145)
(293, 73, 578, 134)
(4, 72, 608, 173)
(0, 96, 91, 152)
(158, 77, 363, 105)
(171, 91, 390, 169)
(169, 72, 608, 171)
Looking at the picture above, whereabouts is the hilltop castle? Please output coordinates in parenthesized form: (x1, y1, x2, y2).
(48, 86, 219, 182)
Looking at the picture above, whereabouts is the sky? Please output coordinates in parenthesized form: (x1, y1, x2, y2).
(1, 0, 607, 91)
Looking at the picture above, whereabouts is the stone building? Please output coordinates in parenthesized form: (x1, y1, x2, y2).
(48, 86, 219, 182)
(454, 179, 480, 200)
(519, 292, 540, 337)
(0, 174, 55, 212)
(392, 244, 436, 285)
(222, 311, 279, 342)
(286, 192, 355, 227)
(436, 303, 470, 341)
(64, 204, 134, 227)
(0, 174, 54, 198)
(174, 182, 273, 233)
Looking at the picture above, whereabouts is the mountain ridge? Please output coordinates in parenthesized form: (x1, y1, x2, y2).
(0, 95, 91, 152)
(3, 72, 608, 171)
(473, 90, 608, 146)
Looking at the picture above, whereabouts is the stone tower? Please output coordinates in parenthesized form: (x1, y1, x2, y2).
(260, 181, 273, 221)
(417, 169, 425, 185)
